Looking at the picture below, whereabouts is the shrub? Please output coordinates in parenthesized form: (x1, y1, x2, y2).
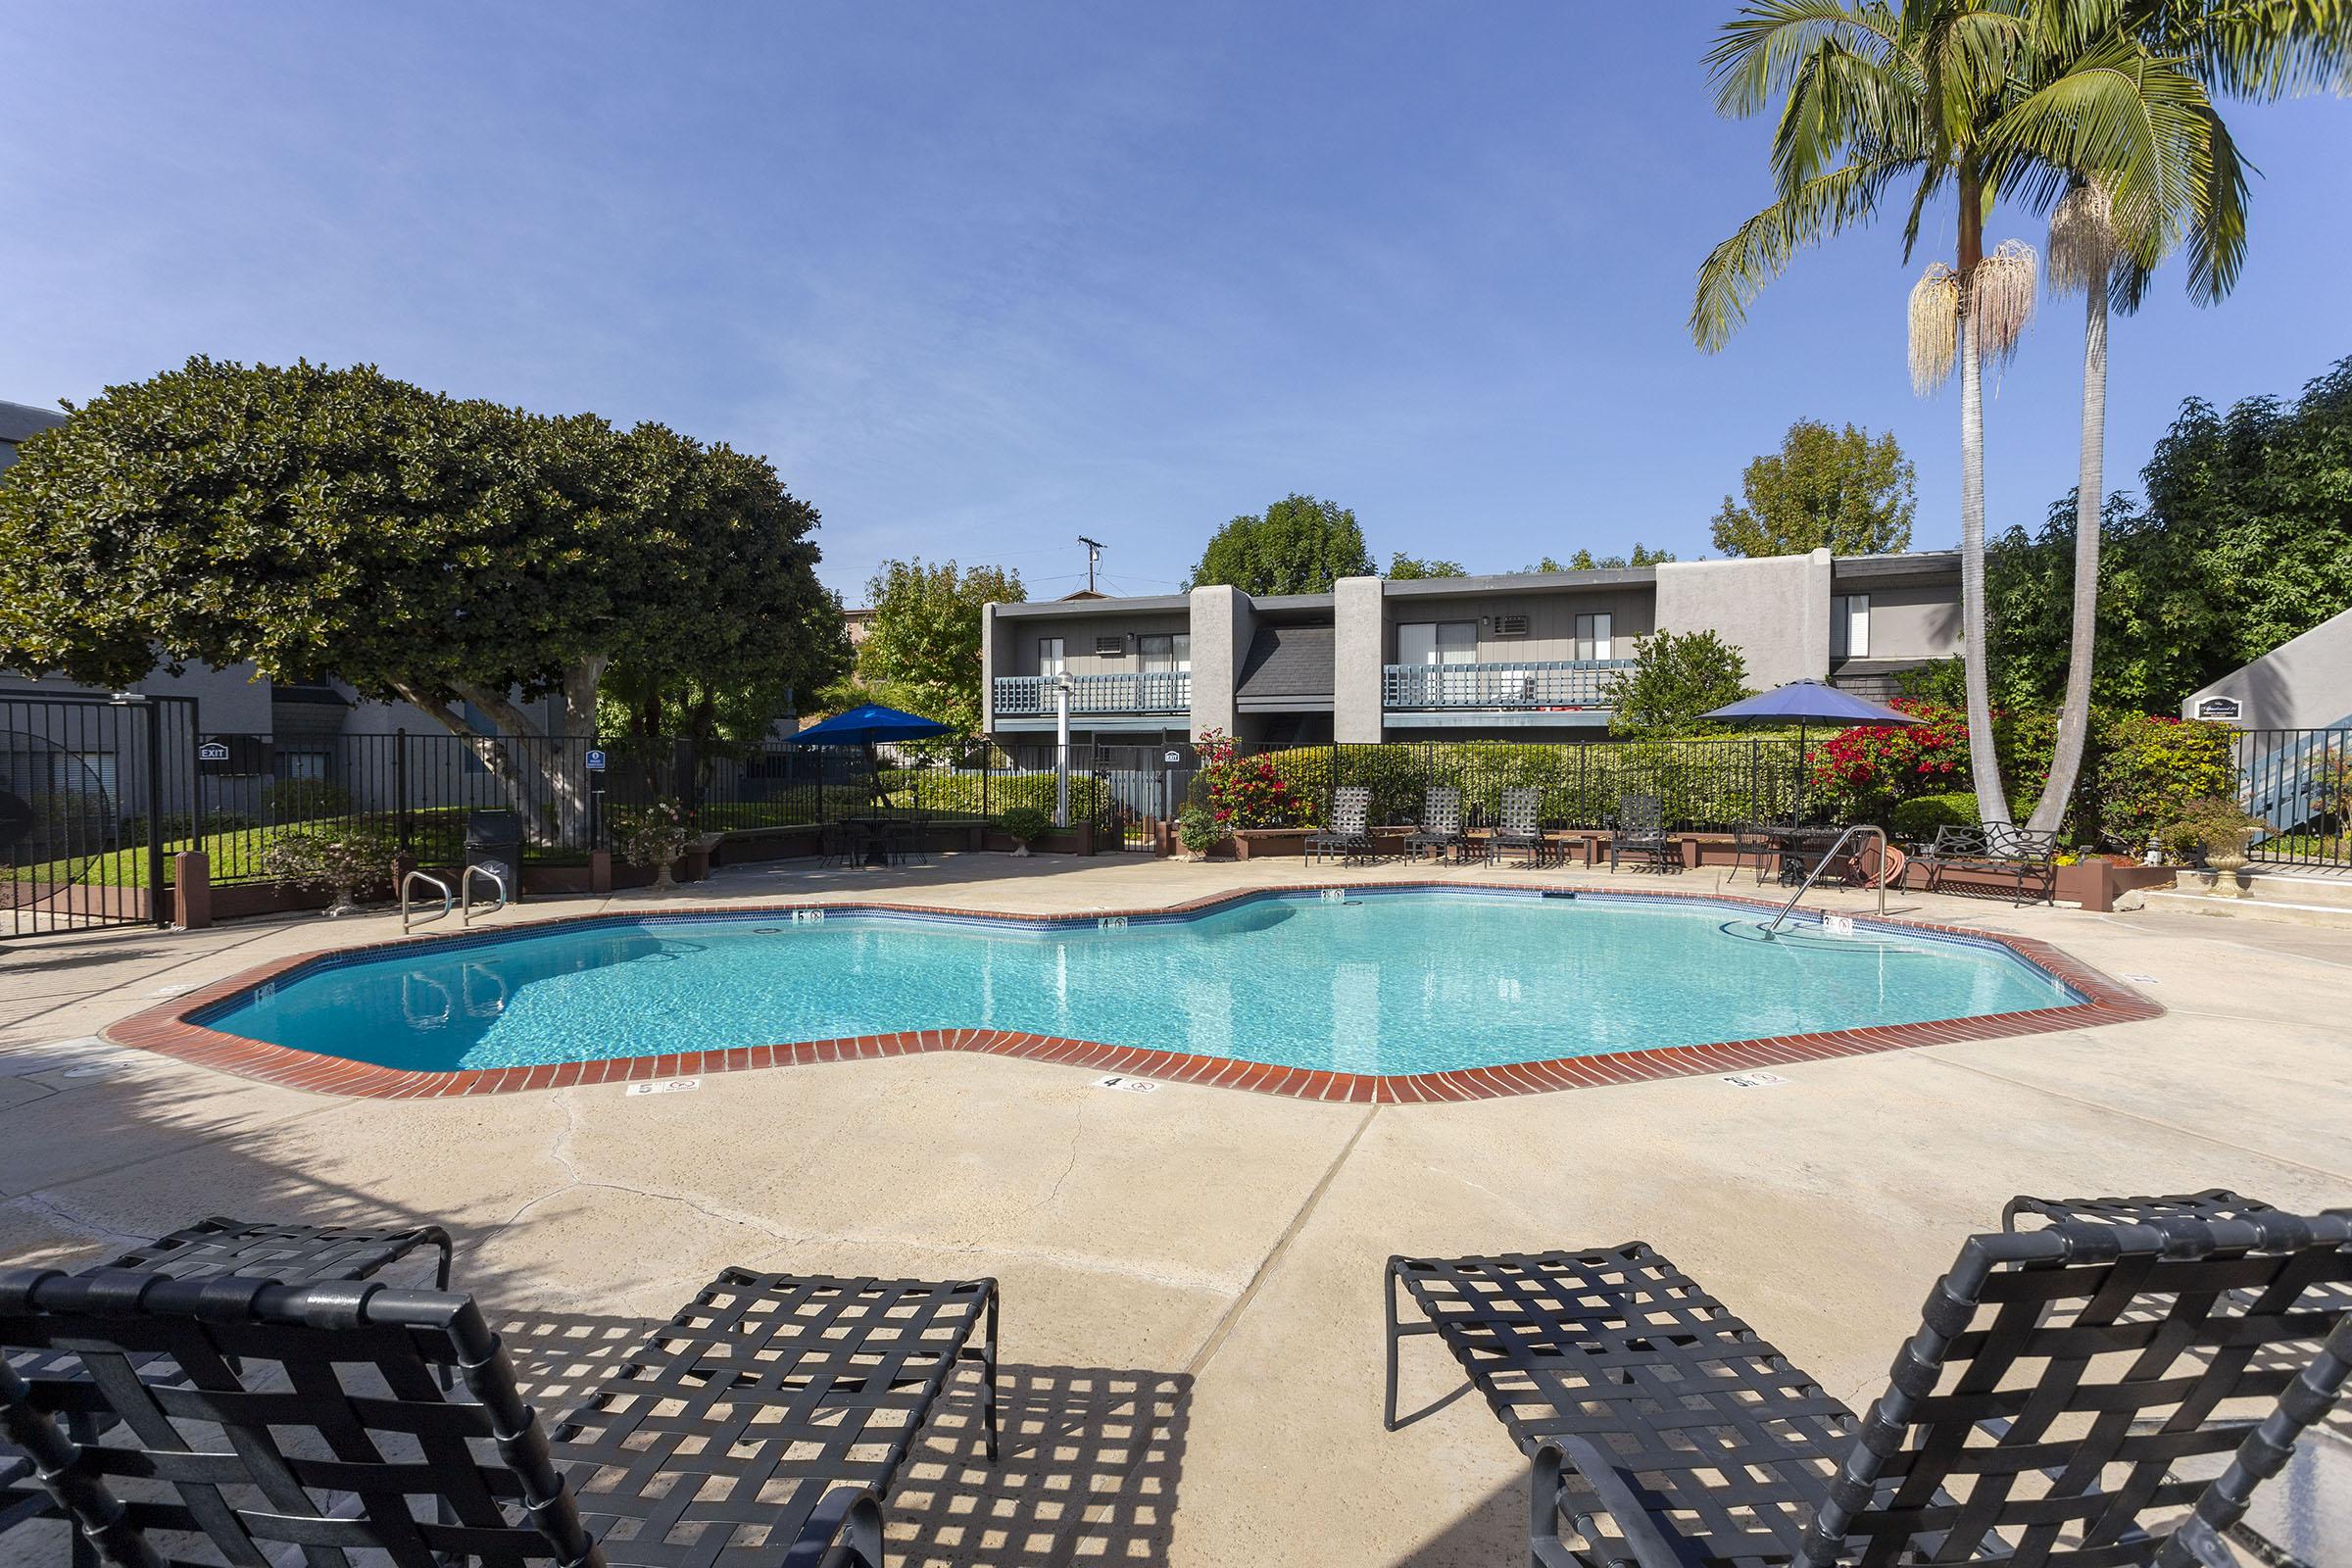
(999, 805, 1052, 845)
(1176, 804, 1221, 854)
(1604, 630, 1751, 738)
(263, 777, 353, 821)
(260, 825, 395, 898)
(2088, 714, 2238, 852)
(2158, 795, 2265, 863)
(1889, 791, 1979, 841)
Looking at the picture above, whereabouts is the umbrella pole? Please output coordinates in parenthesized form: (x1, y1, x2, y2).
(1795, 720, 1807, 824)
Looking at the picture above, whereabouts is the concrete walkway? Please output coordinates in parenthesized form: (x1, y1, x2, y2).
(3, 853, 2348, 1566)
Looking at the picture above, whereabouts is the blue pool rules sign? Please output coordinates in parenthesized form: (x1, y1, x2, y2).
(584, 749, 608, 772)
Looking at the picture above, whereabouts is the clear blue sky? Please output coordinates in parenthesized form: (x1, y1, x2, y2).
(5, 4, 2346, 602)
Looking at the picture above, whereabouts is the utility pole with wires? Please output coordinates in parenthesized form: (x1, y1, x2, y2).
(1076, 535, 1104, 595)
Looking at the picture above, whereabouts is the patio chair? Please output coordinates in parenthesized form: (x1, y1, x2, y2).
(1403, 787, 1468, 863)
(818, 817, 859, 867)
(1605, 792, 1677, 873)
(1384, 1208, 2352, 1568)
(1487, 788, 1549, 868)
(1307, 786, 1377, 864)
(1, 1215, 453, 1564)
(884, 810, 931, 866)
(0, 1264, 1000, 1568)
(1728, 820, 1780, 885)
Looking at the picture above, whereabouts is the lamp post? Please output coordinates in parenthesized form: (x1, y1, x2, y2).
(1053, 674, 1072, 827)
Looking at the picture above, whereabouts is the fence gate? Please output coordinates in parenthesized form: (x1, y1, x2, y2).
(1081, 744, 1188, 853)
(1, 693, 195, 939)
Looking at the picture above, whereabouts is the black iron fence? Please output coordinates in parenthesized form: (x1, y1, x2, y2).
(1187, 737, 1823, 834)
(2, 691, 200, 936)
(2236, 727, 2351, 868)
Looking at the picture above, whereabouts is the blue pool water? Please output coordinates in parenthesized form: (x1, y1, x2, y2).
(200, 892, 2081, 1076)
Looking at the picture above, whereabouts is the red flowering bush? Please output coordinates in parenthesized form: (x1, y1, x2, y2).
(1197, 728, 1315, 829)
(1808, 699, 1971, 812)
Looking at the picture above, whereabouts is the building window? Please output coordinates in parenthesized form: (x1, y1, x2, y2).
(1138, 633, 1190, 672)
(1038, 636, 1066, 676)
(1396, 620, 1476, 665)
(1574, 612, 1613, 662)
(1831, 594, 1871, 660)
(275, 750, 331, 782)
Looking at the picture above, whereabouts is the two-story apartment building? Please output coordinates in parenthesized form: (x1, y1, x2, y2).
(980, 547, 1963, 751)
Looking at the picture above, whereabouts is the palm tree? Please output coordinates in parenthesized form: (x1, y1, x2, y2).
(1692, 1, 2219, 826)
(2017, 1, 2350, 834)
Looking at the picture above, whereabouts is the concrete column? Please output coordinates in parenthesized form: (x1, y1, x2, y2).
(1187, 585, 1253, 739)
(172, 851, 212, 929)
(978, 603, 999, 734)
(1333, 576, 1386, 742)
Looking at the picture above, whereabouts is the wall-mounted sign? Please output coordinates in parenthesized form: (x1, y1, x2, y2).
(2193, 696, 2243, 721)
(1162, 750, 1184, 765)
(196, 742, 231, 764)
(584, 749, 608, 771)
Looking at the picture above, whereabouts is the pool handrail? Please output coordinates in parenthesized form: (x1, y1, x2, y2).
(399, 870, 452, 933)
(460, 863, 507, 927)
(1762, 822, 1888, 934)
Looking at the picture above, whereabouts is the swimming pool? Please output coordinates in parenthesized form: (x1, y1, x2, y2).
(192, 889, 2086, 1082)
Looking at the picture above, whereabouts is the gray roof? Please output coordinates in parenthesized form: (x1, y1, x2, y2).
(1235, 625, 1335, 703)
(1382, 566, 1655, 596)
(0, 401, 67, 445)
(1832, 550, 1961, 586)
(992, 592, 1191, 620)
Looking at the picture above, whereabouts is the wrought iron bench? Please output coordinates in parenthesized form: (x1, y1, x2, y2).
(1, 1264, 998, 1568)
(1917, 820, 2060, 903)
(1386, 1209, 2352, 1567)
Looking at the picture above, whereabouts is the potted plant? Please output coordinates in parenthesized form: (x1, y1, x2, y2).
(1175, 804, 1221, 861)
(260, 825, 394, 917)
(612, 801, 694, 892)
(2159, 796, 2265, 899)
(999, 805, 1052, 858)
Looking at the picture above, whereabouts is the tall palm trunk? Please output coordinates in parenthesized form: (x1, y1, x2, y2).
(2028, 279, 2107, 835)
(1956, 185, 2011, 826)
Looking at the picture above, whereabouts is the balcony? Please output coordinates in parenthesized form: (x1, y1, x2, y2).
(1382, 660, 1634, 710)
(994, 671, 1192, 716)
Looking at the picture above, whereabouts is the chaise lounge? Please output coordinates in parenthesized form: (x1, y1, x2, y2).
(1404, 786, 1470, 863)
(1385, 1207, 2352, 1567)
(1307, 785, 1378, 864)
(2, 1222, 998, 1568)
(1605, 793, 1678, 873)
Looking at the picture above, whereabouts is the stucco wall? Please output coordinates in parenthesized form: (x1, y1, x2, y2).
(0, 662, 273, 733)
(1187, 586, 1253, 739)
(1333, 577, 1384, 742)
(1381, 585, 1654, 662)
(1853, 582, 1960, 661)
(1653, 550, 1832, 689)
(2181, 605, 2352, 730)
(1002, 612, 1192, 677)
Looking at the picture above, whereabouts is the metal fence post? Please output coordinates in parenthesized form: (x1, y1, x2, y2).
(142, 698, 166, 928)
(395, 728, 414, 856)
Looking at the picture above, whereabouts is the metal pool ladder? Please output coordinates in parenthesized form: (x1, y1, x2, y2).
(1762, 824, 1890, 936)
(401, 870, 452, 933)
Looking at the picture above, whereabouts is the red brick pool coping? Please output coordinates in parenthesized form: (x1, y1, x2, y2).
(102, 883, 2162, 1104)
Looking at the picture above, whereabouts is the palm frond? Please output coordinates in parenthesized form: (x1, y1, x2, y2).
(1708, 0, 1903, 119)
(1690, 158, 1920, 349)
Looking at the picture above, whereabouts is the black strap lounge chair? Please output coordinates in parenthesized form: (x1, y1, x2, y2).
(1487, 788, 1550, 868)
(0, 1263, 999, 1568)
(1605, 793, 1677, 873)
(1919, 820, 2060, 903)
(1307, 786, 1377, 864)
(1404, 787, 1468, 863)
(1385, 1209, 2352, 1568)
(1, 1216, 455, 1564)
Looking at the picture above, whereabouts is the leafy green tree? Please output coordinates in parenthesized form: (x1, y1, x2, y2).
(1604, 630, 1753, 737)
(1386, 552, 1467, 579)
(0, 358, 840, 840)
(1984, 356, 2352, 713)
(1693, 0, 2233, 826)
(1519, 545, 1679, 572)
(1187, 494, 1373, 594)
(852, 559, 1023, 736)
(1711, 418, 1916, 557)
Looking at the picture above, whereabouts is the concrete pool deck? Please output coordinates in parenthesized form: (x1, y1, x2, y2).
(4, 852, 2349, 1565)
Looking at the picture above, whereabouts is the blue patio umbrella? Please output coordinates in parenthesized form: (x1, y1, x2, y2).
(785, 704, 954, 747)
(1699, 680, 1922, 818)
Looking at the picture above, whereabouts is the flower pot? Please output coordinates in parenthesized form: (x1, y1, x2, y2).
(652, 860, 677, 893)
(322, 887, 362, 918)
(1010, 842, 1033, 858)
(2202, 850, 2247, 899)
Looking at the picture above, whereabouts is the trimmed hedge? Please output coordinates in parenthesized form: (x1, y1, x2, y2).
(877, 767, 1110, 825)
(1889, 791, 1979, 840)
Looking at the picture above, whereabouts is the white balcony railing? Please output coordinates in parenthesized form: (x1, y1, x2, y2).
(1382, 660, 1633, 710)
(994, 671, 1192, 716)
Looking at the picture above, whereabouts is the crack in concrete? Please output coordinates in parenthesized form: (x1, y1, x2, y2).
(1, 1188, 153, 1252)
